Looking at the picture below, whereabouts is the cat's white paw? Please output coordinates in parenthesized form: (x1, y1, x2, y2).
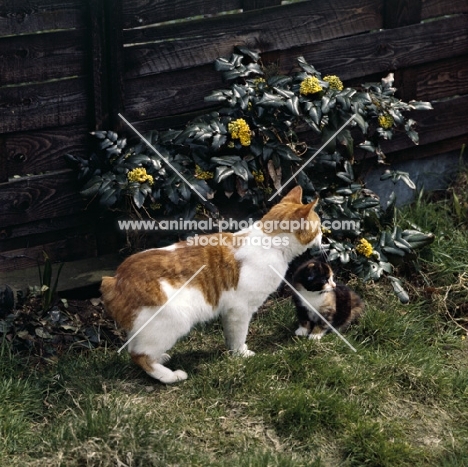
(295, 326, 309, 336)
(159, 370, 188, 384)
(231, 344, 255, 357)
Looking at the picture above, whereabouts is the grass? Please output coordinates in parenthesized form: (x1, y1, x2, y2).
(1, 181, 468, 466)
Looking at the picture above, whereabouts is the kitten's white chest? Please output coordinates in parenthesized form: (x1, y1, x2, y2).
(296, 285, 327, 322)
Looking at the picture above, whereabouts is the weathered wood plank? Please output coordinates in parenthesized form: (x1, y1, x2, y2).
(123, 15, 468, 125)
(0, 77, 88, 134)
(0, 29, 87, 87)
(123, 0, 383, 78)
(383, 0, 421, 28)
(122, 0, 242, 29)
(386, 135, 468, 164)
(0, 124, 89, 178)
(0, 212, 94, 245)
(124, 64, 221, 124)
(243, 0, 282, 11)
(380, 95, 468, 155)
(413, 55, 468, 101)
(263, 14, 468, 80)
(0, 0, 87, 37)
(0, 169, 85, 227)
(422, 0, 468, 19)
(0, 233, 97, 272)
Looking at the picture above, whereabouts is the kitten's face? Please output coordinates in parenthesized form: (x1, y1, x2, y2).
(294, 260, 336, 292)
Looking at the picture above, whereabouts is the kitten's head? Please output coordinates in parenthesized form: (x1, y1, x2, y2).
(293, 259, 336, 292)
(260, 186, 321, 251)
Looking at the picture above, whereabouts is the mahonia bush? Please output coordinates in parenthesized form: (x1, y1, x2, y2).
(66, 47, 435, 301)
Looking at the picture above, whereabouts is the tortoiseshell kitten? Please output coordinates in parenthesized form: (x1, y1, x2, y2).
(292, 260, 364, 339)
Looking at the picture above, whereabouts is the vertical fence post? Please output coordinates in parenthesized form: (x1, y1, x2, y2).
(0, 137, 7, 182)
(383, 0, 422, 101)
(87, 0, 125, 132)
(103, 0, 125, 132)
(88, 0, 109, 130)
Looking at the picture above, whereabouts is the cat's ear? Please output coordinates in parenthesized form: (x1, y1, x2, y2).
(298, 197, 319, 218)
(281, 185, 303, 204)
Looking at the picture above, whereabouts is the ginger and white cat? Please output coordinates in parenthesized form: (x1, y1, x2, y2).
(101, 186, 321, 384)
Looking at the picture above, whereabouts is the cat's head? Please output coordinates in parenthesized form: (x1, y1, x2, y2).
(293, 259, 336, 292)
(260, 186, 322, 252)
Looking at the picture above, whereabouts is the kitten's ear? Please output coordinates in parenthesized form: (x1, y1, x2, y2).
(281, 186, 303, 204)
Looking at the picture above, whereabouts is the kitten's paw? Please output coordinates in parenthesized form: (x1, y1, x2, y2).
(231, 344, 255, 357)
(295, 326, 309, 337)
(308, 332, 325, 340)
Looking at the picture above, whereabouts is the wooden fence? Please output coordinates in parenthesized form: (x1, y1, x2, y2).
(1, 0, 467, 272)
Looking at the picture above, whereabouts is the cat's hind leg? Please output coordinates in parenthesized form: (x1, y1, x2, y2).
(127, 306, 192, 384)
(130, 353, 187, 384)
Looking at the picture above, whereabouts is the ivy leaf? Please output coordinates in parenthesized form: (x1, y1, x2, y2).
(100, 187, 118, 207)
(388, 276, 410, 303)
(285, 96, 301, 116)
(409, 100, 433, 111)
(232, 160, 251, 181)
(211, 156, 241, 166)
(132, 189, 145, 209)
(236, 46, 260, 62)
(80, 176, 102, 198)
(214, 166, 235, 183)
(258, 92, 285, 108)
(276, 145, 302, 161)
(359, 140, 375, 152)
(214, 58, 234, 72)
(297, 56, 319, 75)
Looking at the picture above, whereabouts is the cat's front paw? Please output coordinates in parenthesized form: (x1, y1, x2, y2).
(295, 326, 309, 337)
(231, 344, 255, 357)
(308, 331, 326, 340)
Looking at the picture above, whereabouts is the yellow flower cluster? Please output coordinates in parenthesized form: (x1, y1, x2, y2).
(127, 167, 154, 185)
(300, 76, 322, 95)
(252, 170, 264, 183)
(356, 238, 374, 257)
(378, 114, 394, 130)
(228, 118, 251, 146)
(195, 165, 214, 180)
(254, 77, 266, 88)
(323, 75, 343, 91)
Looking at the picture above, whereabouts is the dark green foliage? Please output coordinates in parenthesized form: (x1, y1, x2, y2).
(67, 48, 435, 299)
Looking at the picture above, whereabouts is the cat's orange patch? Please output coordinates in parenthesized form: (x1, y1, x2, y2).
(130, 353, 155, 373)
(101, 186, 321, 333)
(101, 234, 241, 330)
